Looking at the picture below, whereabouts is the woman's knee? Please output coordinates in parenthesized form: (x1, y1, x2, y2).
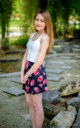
(31, 93, 43, 111)
(25, 93, 32, 108)
(32, 101, 43, 112)
(26, 99, 32, 108)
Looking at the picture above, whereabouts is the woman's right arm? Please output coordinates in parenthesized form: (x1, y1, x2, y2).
(20, 49, 27, 83)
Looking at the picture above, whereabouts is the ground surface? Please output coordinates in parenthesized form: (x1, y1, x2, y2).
(0, 45, 80, 128)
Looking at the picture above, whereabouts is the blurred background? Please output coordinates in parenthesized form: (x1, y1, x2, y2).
(0, 0, 80, 73)
(0, 0, 80, 50)
(0, 1, 80, 128)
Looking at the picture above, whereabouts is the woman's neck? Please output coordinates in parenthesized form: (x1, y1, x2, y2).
(37, 30, 46, 35)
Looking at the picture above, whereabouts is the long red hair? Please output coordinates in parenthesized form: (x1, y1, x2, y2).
(34, 10, 54, 53)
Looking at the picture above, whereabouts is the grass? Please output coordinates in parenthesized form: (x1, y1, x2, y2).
(0, 61, 21, 73)
(0, 46, 25, 73)
(7, 94, 14, 98)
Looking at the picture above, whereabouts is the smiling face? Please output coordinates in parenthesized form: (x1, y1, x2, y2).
(34, 13, 46, 32)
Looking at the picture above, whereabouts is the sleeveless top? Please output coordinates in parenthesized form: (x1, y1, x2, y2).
(26, 32, 44, 62)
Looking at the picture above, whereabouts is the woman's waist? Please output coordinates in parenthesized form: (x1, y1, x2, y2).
(26, 59, 45, 68)
(26, 60, 35, 64)
(26, 55, 39, 62)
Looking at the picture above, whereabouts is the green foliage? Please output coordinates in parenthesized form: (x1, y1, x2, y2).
(19, 0, 39, 35)
(48, 0, 80, 38)
(2, 37, 9, 50)
(9, 19, 20, 27)
(71, 0, 80, 15)
(0, 0, 14, 49)
(74, 29, 80, 39)
(13, 34, 29, 47)
(12, 0, 20, 16)
(48, 0, 64, 37)
(0, 0, 80, 45)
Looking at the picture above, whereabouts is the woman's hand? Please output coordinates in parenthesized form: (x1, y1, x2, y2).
(20, 72, 26, 84)
(23, 74, 28, 83)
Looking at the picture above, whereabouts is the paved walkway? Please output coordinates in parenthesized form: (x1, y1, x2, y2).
(0, 40, 80, 128)
(46, 53, 80, 90)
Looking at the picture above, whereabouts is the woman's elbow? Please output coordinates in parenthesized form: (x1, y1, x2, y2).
(37, 58, 44, 65)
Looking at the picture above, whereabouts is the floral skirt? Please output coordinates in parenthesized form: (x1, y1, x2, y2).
(23, 60, 48, 94)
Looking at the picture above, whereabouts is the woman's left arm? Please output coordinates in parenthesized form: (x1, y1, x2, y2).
(23, 35, 49, 82)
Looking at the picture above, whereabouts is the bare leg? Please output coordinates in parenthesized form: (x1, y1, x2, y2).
(31, 93, 44, 128)
(25, 93, 36, 128)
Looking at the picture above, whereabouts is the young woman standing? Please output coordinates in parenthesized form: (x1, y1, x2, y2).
(20, 10, 53, 128)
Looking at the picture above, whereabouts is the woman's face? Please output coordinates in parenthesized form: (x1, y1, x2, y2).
(34, 13, 46, 32)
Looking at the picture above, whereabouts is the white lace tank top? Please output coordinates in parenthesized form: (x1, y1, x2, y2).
(26, 33, 44, 62)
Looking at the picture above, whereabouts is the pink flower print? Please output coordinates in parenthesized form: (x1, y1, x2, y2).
(34, 70, 39, 75)
(44, 87, 48, 92)
(29, 74, 32, 77)
(38, 75, 43, 82)
(34, 87, 39, 93)
(28, 79, 30, 84)
(25, 86, 30, 92)
(43, 79, 47, 84)
(39, 83, 43, 87)
(30, 79, 35, 86)
(25, 61, 29, 69)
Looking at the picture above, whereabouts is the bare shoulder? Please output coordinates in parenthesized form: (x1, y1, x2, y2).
(41, 34, 49, 46)
(41, 34, 49, 49)
(41, 34, 49, 41)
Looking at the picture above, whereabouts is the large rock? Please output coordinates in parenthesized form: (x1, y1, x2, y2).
(42, 90, 61, 104)
(42, 118, 51, 128)
(42, 100, 66, 120)
(60, 81, 80, 96)
(72, 107, 80, 128)
(67, 97, 80, 107)
(50, 111, 76, 128)
(78, 92, 80, 97)
(67, 105, 77, 115)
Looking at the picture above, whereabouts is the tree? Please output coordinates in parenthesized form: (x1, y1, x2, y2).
(48, 0, 63, 37)
(39, 0, 48, 9)
(0, 0, 14, 49)
(19, 0, 38, 35)
(48, 0, 80, 38)
(60, 0, 73, 37)
(72, 0, 80, 15)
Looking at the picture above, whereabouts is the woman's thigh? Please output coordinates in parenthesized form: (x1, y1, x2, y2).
(30, 93, 43, 110)
(25, 93, 32, 107)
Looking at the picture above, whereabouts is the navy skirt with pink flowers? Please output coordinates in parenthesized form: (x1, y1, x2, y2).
(23, 61, 48, 94)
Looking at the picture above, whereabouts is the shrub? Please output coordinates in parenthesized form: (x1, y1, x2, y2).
(14, 34, 29, 47)
(2, 38, 9, 50)
(74, 29, 80, 39)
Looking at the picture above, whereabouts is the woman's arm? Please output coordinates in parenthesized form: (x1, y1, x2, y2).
(24, 35, 49, 81)
(20, 49, 27, 83)
(21, 50, 27, 73)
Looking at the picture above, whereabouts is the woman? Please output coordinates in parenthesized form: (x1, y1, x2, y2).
(20, 9, 53, 128)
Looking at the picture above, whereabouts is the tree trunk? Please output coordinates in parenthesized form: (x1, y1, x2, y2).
(63, 19, 68, 38)
(1, 20, 9, 50)
(1, 21, 6, 49)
